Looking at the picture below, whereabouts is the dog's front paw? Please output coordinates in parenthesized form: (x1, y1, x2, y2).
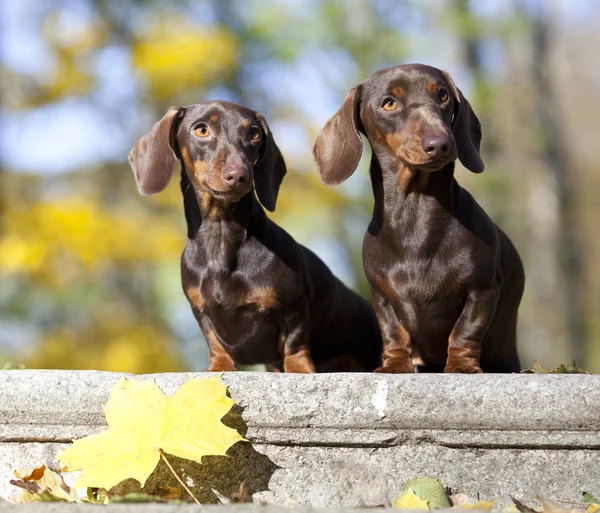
(444, 359, 482, 374)
(374, 359, 415, 374)
(205, 359, 237, 372)
(283, 348, 316, 373)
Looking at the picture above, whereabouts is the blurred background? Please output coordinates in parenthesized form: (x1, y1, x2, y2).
(1, 0, 598, 373)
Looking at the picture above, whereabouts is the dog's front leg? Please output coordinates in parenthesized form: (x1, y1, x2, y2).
(199, 317, 237, 372)
(445, 288, 498, 373)
(372, 292, 415, 373)
(280, 307, 316, 373)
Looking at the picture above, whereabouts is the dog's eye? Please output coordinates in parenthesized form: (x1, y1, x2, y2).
(194, 124, 210, 138)
(248, 127, 261, 141)
(438, 89, 449, 103)
(382, 98, 397, 111)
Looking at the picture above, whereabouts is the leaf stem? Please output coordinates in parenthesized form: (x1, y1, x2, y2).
(159, 449, 200, 505)
(536, 497, 591, 507)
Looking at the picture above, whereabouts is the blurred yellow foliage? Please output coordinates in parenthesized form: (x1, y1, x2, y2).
(0, 196, 182, 284)
(24, 318, 182, 373)
(19, 13, 107, 107)
(132, 18, 238, 100)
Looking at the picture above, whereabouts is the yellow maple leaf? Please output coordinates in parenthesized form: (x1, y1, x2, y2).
(58, 376, 245, 490)
(587, 506, 600, 513)
(394, 489, 430, 510)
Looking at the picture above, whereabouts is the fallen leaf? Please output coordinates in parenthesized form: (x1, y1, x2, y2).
(583, 494, 600, 513)
(10, 479, 44, 497)
(58, 376, 245, 490)
(108, 493, 166, 504)
(511, 496, 539, 513)
(393, 489, 430, 510)
(13, 465, 47, 481)
(538, 498, 586, 513)
(450, 494, 471, 508)
(10, 466, 79, 503)
(450, 493, 495, 510)
(461, 500, 496, 510)
(398, 477, 451, 510)
(522, 361, 590, 374)
(584, 494, 600, 505)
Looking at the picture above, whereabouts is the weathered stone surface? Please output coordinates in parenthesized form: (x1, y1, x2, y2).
(0, 371, 598, 507)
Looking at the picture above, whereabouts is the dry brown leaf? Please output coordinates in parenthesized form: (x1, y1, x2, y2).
(13, 465, 47, 481)
(10, 466, 77, 503)
(512, 496, 539, 513)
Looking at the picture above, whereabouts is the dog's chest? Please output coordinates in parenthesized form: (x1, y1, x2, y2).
(365, 227, 468, 312)
(184, 267, 279, 316)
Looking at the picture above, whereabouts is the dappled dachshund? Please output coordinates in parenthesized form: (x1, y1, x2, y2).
(128, 101, 382, 372)
(313, 64, 525, 373)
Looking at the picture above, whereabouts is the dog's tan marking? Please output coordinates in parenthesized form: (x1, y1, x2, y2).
(200, 191, 229, 221)
(185, 286, 205, 311)
(283, 346, 316, 373)
(210, 114, 218, 123)
(445, 328, 483, 373)
(193, 160, 209, 176)
(181, 146, 193, 171)
(385, 132, 404, 154)
(392, 86, 405, 97)
(205, 327, 237, 372)
(426, 81, 437, 93)
(246, 286, 279, 312)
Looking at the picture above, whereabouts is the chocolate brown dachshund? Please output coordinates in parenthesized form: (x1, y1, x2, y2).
(313, 64, 525, 373)
(128, 101, 382, 372)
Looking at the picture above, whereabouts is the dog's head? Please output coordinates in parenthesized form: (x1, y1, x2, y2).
(128, 101, 286, 211)
(313, 64, 484, 186)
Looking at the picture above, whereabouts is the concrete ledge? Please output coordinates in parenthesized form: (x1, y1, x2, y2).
(1, 371, 599, 507)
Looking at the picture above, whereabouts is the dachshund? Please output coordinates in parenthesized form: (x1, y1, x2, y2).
(313, 64, 524, 373)
(129, 101, 382, 372)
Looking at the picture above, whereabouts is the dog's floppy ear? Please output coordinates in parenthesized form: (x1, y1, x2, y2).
(313, 86, 363, 185)
(254, 113, 287, 212)
(441, 71, 484, 174)
(128, 107, 183, 195)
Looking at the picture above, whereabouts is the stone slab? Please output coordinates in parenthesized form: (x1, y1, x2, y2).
(2, 371, 599, 446)
(0, 371, 598, 507)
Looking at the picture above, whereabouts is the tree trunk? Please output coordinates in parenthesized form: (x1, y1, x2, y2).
(529, 8, 587, 366)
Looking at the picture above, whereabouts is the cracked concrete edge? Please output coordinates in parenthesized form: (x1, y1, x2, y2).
(1, 370, 599, 446)
(3, 425, 600, 450)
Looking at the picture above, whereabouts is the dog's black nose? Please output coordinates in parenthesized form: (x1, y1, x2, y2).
(223, 166, 249, 187)
(421, 132, 451, 159)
